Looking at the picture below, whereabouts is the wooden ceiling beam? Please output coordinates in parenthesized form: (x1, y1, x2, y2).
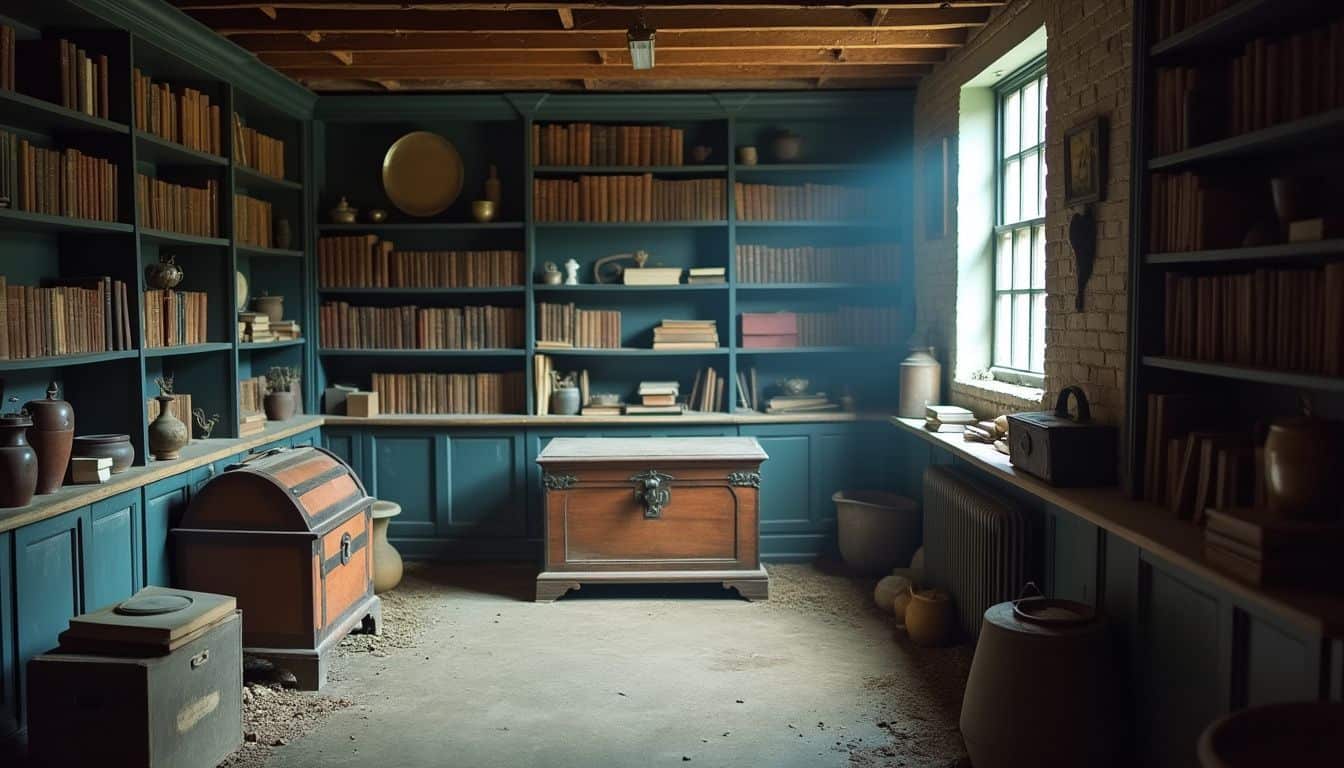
(191, 7, 991, 34)
(298, 75, 921, 92)
(174, 2, 1004, 10)
(272, 63, 925, 79)
(229, 28, 969, 52)
(257, 47, 946, 66)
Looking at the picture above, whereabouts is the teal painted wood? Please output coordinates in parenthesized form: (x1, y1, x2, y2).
(322, 430, 366, 480)
(13, 508, 83, 727)
(1238, 608, 1321, 706)
(0, 531, 14, 736)
(369, 432, 441, 539)
(1046, 506, 1100, 606)
(290, 428, 320, 448)
(84, 490, 143, 612)
(142, 472, 193, 587)
(447, 431, 527, 537)
(738, 426, 813, 537)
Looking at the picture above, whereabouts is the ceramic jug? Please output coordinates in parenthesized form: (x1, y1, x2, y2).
(0, 407, 38, 508)
(26, 381, 73, 494)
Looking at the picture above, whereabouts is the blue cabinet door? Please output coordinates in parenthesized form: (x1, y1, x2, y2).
(142, 472, 193, 587)
(446, 431, 526, 538)
(84, 489, 143, 611)
(322, 429, 366, 480)
(0, 531, 15, 736)
(14, 509, 84, 726)
(369, 431, 441, 540)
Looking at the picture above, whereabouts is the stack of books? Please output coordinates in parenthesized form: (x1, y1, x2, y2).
(271, 320, 300, 341)
(622, 266, 682, 286)
(239, 311, 272, 343)
(239, 412, 266, 437)
(626, 381, 682, 415)
(766, 393, 838, 415)
(925, 405, 976, 432)
(652, 319, 718, 350)
(686, 267, 726, 285)
(238, 375, 266, 417)
(70, 456, 112, 485)
(581, 399, 623, 416)
(1203, 508, 1344, 589)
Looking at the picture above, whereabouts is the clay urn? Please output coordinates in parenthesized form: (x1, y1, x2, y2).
(26, 381, 74, 495)
(905, 588, 956, 647)
(1264, 416, 1344, 521)
(148, 394, 190, 460)
(0, 397, 38, 508)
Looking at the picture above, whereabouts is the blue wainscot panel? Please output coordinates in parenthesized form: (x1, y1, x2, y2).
(447, 432, 526, 538)
(369, 432, 440, 540)
(0, 531, 15, 736)
(142, 471, 194, 587)
(13, 509, 83, 727)
(323, 429, 367, 479)
(84, 489, 142, 611)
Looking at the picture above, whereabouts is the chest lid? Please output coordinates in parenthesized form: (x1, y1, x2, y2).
(537, 436, 768, 465)
(181, 445, 371, 534)
(59, 586, 236, 654)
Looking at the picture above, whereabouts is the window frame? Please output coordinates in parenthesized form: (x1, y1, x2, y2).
(991, 54, 1048, 386)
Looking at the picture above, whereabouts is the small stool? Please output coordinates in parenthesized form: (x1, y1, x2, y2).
(371, 500, 404, 593)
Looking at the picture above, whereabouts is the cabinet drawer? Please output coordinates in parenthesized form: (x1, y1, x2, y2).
(558, 484, 742, 563)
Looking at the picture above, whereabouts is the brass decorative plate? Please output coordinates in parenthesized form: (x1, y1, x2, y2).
(381, 131, 464, 217)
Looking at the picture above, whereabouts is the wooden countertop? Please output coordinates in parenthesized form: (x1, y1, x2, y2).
(539, 436, 768, 463)
(890, 417, 1344, 637)
(323, 411, 887, 427)
(0, 416, 324, 535)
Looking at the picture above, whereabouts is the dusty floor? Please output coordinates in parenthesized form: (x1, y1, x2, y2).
(225, 562, 972, 768)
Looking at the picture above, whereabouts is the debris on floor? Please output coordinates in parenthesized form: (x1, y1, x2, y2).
(217, 683, 352, 768)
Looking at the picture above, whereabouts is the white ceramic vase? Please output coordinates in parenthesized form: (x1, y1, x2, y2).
(371, 500, 404, 593)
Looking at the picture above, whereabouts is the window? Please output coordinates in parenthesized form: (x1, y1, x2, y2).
(993, 57, 1047, 381)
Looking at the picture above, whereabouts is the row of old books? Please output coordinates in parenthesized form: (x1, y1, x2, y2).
(1146, 173, 1264, 252)
(535, 302, 621, 349)
(239, 375, 266, 415)
(632, 379, 684, 415)
(1203, 507, 1344, 589)
(142, 289, 208, 348)
(234, 193, 273, 248)
(1152, 0, 1237, 41)
(132, 70, 221, 155)
(232, 115, 286, 180)
(1153, 21, 1344, 154)
(317, 236, 523, 289)
(533, 175, 724, 222)
(318, 302, 524, 350)
(532, 123, 688, 167)
(0, 131, 119, 221)
(0, 276, 134, 360)
(739, 307, 900, 348)
(735, 243, 901, 283)
(652, 319, 719, 350)
(0, 26, 14, 92)
(136, 174, 219, 237)
(765, 392, 839, 415)
(733, 183, 880, 222)
(1163, 265, 1344, 375)
(12, 37, 111, 120)
(370, 371, 525, 415)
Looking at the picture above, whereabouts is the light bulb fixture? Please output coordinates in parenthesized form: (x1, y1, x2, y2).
(627, 19, 656, 70)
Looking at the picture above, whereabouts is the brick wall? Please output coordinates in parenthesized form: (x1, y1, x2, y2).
(913, 0, 1132, 425)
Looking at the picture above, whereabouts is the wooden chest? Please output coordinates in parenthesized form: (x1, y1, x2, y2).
(173, 446, 381, 689)
(535, 436, 769, 601)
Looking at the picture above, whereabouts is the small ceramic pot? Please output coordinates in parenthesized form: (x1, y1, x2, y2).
(0, 412, 38, 508)
(371, 500, 405, 593)
(144, 254, 184, 290)
(1265, 417, 1343, 521)
(148, 395, 189, 461)
(72, 433, 134, 474)
(905, 588, 956, 647)
(551, 387, 581, 416)
(772, 130, 803, 162)
(737, 146, 758, 166)
(472, 199, 496, 223)
(273, 218, 293, 249)
(541, 263, 563, 285)
(25, 382, 74, 495)
(264, 391, 297, 421)
(367, 208, 388, 224)
(690, 145, 712, 164)
(252, 294, 284, 323)
(329, 197, 357, 224)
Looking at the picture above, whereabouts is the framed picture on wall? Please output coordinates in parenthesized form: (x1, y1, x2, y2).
(922, 136, 950, 240)
(1063, 116, 1107, 206)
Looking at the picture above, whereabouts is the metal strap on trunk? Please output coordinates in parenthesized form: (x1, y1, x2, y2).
(321, 531, 369, 575)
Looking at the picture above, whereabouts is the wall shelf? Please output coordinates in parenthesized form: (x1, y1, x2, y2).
(0, 88, 130, 136)
(1147, 107, 1344, 170)
(143, 342, 234, 358)
(139, 229, 230, 248)
(319, 348, 527, 357)
(240, 339, 306, 351)
(0, 208, 134, 235)
(133, 131, 227, 167)
(0, 349, 139, 372)
(538, 348, 729, 357)
(734, 220, 897, 229)
(318, 286, 525, 296)
(534, 221, 727, 230)
(1146, 239, 1344, 266)
(1148, 0, 1329, 59)
(533, 165, 727, 175)
(237, 244, 305, 259)
(533, 284, 728, 293)
(233, 165, 303, 192)
(1141, 356, 1344, 393)
(736, 282, 900, 291)
(738, 346, 902, 355)
(735, 163, 878, 173)
(318, 222, 524, 233)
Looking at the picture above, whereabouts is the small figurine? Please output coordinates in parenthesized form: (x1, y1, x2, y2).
(564, 258, 580, 286)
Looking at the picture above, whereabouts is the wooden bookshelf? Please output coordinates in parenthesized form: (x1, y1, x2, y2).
(0, 208, 135, 235)
(233, 164, 302, 192)
(143, 342, 233, 358)
(0, 349, 139, 373)
(0, 87, 129, 135)
(133, 131, 227, 167)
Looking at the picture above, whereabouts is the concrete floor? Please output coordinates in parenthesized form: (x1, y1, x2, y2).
(267, 563, 971, 768)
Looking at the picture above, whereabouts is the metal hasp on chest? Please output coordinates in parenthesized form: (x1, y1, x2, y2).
(535, 436, 770, 602)
(172, 446, 382, 689)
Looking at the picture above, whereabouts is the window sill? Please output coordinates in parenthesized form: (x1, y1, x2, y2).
(951, 377, 1044, 416)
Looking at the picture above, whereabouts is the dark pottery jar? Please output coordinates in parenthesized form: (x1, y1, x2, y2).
(72, 433, 135, 473)
(26, 381, 73, 495)
(264, 391, 297, 421)
(148, 395, 190, 460)
(0, 411, 38, 508)
(274, 218, 292, 250)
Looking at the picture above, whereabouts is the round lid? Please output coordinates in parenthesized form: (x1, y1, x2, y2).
(1013, 597, 1096, 626)
(115, 593, 194, 615)
(26, 381, 73, 430)
(75, 433, 131, 444)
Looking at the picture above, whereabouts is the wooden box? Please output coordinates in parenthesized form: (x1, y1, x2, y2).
(536, 436, 769, 601)
(1007, 386, 1116, 487)
(173, 446, 380, 689)
(27, 605, 242, 768)
(346, 391, 379, 417)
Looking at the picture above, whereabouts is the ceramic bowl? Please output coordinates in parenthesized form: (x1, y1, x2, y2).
(472, 199, 497, 223)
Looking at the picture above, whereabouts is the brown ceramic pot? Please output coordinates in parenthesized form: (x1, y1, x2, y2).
(0, 412, 38, 508)
(264, 391, 296, 421)
(1264, 417, 1344, 521)
(905, 588, 956, 647)
(148, 394, 190, 460)
(252, 295, 284, 323)
(25, 382, 73, 495)
(72, 433, 135, 474)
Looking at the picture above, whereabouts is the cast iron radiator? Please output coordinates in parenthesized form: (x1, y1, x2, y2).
(922, 465, 1035, 641)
